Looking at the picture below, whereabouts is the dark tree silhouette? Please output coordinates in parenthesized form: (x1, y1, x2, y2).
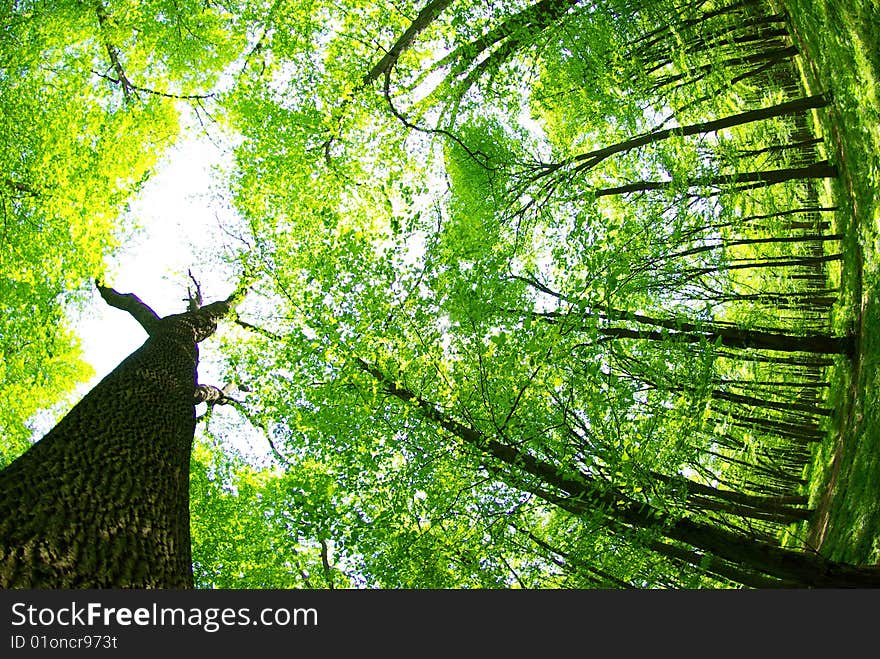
(0, 279, 246, 588)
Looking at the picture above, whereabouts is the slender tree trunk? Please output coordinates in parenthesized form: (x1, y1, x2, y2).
(593, 161, 837, 198)
(660, 232, 842, 264)
(508, 277, 855, 356)
(585, 320, 852, 355)
(520, 527, 637, 589)
(357, 359, 880, 587)
(556, 94, 830, 175)
(644, 538, 799, 588)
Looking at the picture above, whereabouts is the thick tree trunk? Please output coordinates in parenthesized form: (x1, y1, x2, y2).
(0, 282, 243, 588)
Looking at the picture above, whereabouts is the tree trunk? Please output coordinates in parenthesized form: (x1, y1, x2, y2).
(357, 358, 880, 587)
(0, 281, 244, 588)
(561, 94, 830, 174)
(564, 317, 853, 355)
(593, 161, 837, 198)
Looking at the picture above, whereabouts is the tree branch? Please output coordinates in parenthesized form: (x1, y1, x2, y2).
(363, 0, 455, 86)
(233, 316, 284, 341)
(320, 538, 335, 589)
(91, 70, 216, 100)
(94, 3, 137, 102)
(96, 280, 161, 334)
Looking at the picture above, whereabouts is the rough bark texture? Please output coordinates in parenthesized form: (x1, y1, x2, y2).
(0, 283, 240, 588)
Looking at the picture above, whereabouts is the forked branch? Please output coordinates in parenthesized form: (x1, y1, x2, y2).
(96, 280, 161, 335)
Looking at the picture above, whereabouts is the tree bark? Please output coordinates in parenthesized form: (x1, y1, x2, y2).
(363, 0, 456, 85)
(0, 281, 245, 588)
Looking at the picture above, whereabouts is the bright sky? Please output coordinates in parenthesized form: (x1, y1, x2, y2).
(57, 123, 273, 463)
(76, 129, 239, 382)
(72, 125, 278, 464)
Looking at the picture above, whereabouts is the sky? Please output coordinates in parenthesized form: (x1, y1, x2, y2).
(76, 130, 239, 382)
(53, 124, 274, 464)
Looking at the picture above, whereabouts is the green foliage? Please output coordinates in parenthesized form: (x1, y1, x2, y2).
(779, 0, 880, 565)
(209, 0, 856, 588)
(0, 0, 247, 453)
(2, 0, 870, 586)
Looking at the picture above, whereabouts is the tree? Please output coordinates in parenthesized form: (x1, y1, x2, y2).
(355, 358, 880, 587)
(0, 0, 253, 461)
(1, 0, 873, 589)
(0, 280, 247, 588)
(210, 0, 870, 588)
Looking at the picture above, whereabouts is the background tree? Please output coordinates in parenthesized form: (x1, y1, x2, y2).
(210, 0, 866, 587)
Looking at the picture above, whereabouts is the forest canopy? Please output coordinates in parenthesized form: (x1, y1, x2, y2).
(2, 0, 877, 588)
